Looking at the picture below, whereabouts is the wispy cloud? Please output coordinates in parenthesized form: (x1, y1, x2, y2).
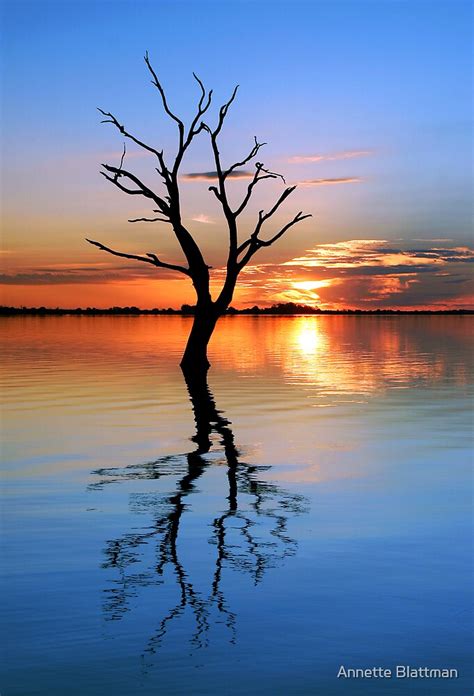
(182, 170, 253, 181)
(0, 261, 179, 285)
(235, 240, 474, 309)
(0, 273, 108, 285)
(283, 240, 474, 269)
(412, 238, 454, 243)
(288, 150, 373, 164)
(190, 214, 215, 224)
(296, 177, 363, 186)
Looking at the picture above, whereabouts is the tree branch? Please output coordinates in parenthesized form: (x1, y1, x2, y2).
(223, 136, 266, 179)
(237, 186, 297, 256)
(237, 211, 311, 269)
(101, 163, 171, 215)
(146, 253, 191, 275)
(100, 171, 143, 196)
(234, 162, 286, 217)
(172, 73, 213, 175)
(208, 185, 223, 202)
(97, 108, 170, 184)
(143, 56, 213, 177)
(190, 73, 213, 131)
(144, 50, 185, 147)
(85, 238, 190, 275)
(256, 212, 312, 248)
(214, 85, 239, 137)
(235, 182, 311, 268)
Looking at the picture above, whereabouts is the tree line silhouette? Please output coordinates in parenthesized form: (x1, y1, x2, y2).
(2, 304, 471, 316)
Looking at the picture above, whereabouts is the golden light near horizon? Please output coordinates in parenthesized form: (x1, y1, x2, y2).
(274, 278, 337, 307)
(291, 280, 334, 292)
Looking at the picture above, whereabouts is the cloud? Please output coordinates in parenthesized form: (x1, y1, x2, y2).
(412, 238, 454, 243)
(288, 150, 373, 163)
(0, 273, 115, 285)
(367, 274, 420, 298)
(0, 261, 180, 285)
(191, 214, 215, 224)
(284, 240, 474, 271)
(236, 239, 474, 309)
(296, 177, 363, 186)
(405, 247, 474, 262)
(181, 170, 253, 181)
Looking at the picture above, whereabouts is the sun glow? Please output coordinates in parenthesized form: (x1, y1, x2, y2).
(292, 280, 333, 292)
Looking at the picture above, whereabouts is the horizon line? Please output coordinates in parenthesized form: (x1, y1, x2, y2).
(1, 305, 473, 316)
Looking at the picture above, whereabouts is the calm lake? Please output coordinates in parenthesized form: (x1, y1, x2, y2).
(1, 315, 472, 695)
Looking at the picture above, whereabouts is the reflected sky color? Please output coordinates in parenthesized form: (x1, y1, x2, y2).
(1, 0, 472, 309)
(1, 315, 472, 695)
(3, 315, 471, 483)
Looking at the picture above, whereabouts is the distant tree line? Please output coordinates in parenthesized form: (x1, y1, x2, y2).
(1, 303, 472, 316)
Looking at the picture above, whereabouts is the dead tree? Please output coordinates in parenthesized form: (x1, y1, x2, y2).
(87, 53, 311, 372)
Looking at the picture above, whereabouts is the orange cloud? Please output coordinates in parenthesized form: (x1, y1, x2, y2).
(288, 149, 373, 163)
(296, 177, 363, 186)
(367, 274, 420, 297)
(190, 214, 215, 224)
(284, 239, 386, 267)
(284, 240, 474, 270)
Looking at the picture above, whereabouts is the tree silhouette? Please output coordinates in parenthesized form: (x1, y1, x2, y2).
(90, 370, 307, 655)
(87, 53, 311, 371)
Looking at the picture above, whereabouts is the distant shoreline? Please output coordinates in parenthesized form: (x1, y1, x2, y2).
(1, 305, 472, 316)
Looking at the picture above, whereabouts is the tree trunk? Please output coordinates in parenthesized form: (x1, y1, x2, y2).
(180, 306, 219, 372)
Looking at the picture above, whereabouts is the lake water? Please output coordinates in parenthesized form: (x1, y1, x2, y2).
(1, 315, 472, 695)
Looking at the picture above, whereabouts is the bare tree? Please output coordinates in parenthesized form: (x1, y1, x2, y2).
(87, 53, 311, 371)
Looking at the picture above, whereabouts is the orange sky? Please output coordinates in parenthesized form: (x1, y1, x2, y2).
(2, 0, 472, 311)
(1, 129, 472, 310)
(2, 235, 473, 310)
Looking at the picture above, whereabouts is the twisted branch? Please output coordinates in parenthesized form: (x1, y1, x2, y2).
(85, 238, 190, 275)
(97, 108, 170, 184)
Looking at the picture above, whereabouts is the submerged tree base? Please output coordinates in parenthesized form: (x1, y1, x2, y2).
(180, 310, 219, 372)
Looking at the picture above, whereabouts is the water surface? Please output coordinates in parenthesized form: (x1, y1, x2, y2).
(1, 316, 472, 695)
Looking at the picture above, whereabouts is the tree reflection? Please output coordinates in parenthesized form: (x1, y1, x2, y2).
(91, 368, 307, 655)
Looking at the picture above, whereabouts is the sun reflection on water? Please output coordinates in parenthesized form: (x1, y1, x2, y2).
(294, 318, 326, 356)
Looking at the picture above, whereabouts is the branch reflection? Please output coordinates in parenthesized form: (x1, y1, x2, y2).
(91, 368, 308, 656)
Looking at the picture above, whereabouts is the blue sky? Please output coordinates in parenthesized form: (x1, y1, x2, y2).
(1, 0, 472, 308)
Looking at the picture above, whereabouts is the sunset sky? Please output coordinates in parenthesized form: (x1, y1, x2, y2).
(1, 0, 472, 309)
